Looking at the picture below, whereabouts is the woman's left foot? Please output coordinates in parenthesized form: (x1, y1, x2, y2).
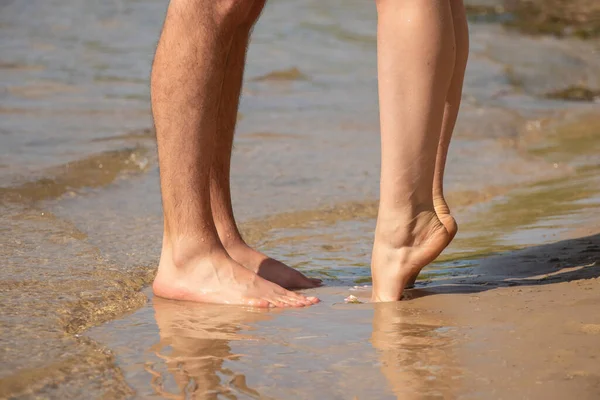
(371, 210, 451, 302)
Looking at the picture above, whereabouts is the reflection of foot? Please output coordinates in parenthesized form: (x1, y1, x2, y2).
(226, 242, 322, 289)
(371, 302, 458, 398)
(153, 296, 271, 341)
(371, 210, 450, 302)
(152, 298, 269, 399)
(153, 247, 319, 308)
(405, 196, 458, 289)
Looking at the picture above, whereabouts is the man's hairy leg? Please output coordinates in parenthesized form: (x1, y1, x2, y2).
(209, 1, 321, 290)
(151, 0, 318, 307)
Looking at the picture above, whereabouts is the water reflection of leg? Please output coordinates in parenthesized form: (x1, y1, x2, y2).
(150, 297, 271, 399)
(370, 303, 460, 399)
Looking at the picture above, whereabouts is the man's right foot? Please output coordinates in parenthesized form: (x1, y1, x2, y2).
(153, 248, 319, 308)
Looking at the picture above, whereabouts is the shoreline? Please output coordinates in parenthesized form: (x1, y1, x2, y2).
(2, 2, 600, 395)
(2, 110, 599, 397)
(83, 186, 600, 398)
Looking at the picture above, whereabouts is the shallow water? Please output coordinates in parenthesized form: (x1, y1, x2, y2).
(89, 291, 461, 399)
(2, 0, 600, 397)
(87, 168, 600, 399)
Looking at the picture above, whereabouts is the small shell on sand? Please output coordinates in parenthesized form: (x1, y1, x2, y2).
(344, 295, 363, 304)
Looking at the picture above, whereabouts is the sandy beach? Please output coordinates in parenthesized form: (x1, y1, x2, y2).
(1, 0, 600, 398)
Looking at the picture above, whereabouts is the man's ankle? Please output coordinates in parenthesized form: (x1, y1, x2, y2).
(219, 235, 248, 252)
(213, 225, 246, 250)
(163, 233, 223, 268)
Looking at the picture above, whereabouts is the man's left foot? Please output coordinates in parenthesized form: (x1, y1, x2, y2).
(225, 242, 322, 289)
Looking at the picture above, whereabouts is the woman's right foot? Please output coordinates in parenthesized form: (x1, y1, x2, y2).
(404, 196, 458, 289)
(434, 195, 458, 241)
(153, 247, 319, 308)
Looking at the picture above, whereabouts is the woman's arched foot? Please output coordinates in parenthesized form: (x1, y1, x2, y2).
(434, 196, 458, 240)
(371, 210, 451, 302)
(404, 197, 459, 288)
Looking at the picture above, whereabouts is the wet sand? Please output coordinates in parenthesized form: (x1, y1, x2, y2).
(2, 0, 600, 398)
(82, 167, 600, 399)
